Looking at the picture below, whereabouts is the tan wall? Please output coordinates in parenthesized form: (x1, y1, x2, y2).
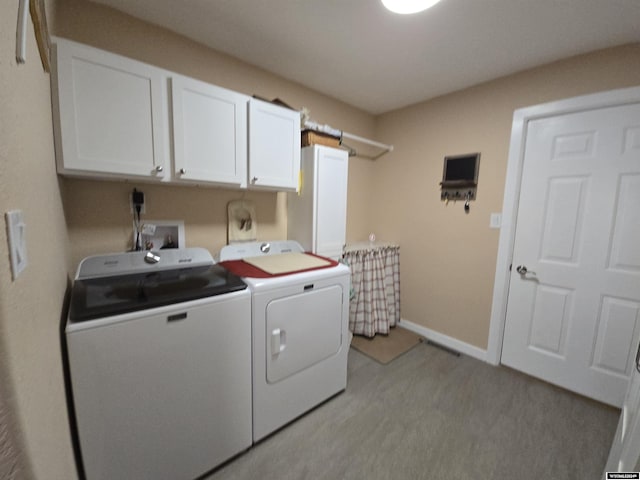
(62, 179, 289, 266)
(0, 2, 77, 479)
(3, 0, 638, 476)
(54, 0, 377, 270)
(374, 44, 640, 349)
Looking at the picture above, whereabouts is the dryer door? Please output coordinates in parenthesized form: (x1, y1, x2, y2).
(266, 285, 343, 383)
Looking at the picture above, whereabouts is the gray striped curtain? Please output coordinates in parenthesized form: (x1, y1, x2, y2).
(343, 245, 400, 337)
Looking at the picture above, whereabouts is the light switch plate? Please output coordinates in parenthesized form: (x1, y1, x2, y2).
(490, 213, 502, 229)
(5, 210, 28, 280)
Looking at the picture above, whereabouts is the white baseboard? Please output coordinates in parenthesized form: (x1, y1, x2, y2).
(399, 319, 488, 362)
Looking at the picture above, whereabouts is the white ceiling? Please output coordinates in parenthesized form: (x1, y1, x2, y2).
(91, 0, 640, 114)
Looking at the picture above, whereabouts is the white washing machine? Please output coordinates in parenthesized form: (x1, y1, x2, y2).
(65, 248, 252, 480)
(219, 241, 350, 442)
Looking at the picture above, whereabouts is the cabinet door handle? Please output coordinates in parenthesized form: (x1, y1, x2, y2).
(251, 176, 258, 184)
(180, 168, 186, 174)
(155, 165, 163, 172)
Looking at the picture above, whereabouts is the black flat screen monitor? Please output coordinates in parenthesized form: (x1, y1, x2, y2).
(442, 153, 480, 186)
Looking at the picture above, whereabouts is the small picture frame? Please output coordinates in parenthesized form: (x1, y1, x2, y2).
(134, 220, 185, 250)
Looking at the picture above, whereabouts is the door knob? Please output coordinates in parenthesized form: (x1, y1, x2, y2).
(516, 265, 528, 274)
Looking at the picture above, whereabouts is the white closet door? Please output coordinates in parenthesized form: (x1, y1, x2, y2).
(502, 102, 640, 407)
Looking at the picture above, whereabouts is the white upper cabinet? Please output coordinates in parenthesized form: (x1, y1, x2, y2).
(248, 99, 301, 192)
(52, 39, 301, 191)
(171, 75, 249, 188)
(52, 38, 169, 180)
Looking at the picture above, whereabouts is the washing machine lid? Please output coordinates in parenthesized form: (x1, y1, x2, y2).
(69, 249, 247, 322)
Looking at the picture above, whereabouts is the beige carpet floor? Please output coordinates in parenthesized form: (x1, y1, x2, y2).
(350, 326, 423, 364)
(207, 343, 618, 480)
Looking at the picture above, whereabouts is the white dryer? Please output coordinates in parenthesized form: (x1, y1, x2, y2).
(220, 241, 350, 442)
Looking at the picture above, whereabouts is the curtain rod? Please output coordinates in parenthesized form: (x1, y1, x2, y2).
(341, 131, 393, 152)
(303, 120, 393, 160)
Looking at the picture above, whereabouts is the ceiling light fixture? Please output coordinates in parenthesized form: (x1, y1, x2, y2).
(381, 0, 442, 14)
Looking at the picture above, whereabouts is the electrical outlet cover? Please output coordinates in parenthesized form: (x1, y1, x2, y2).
(5, 210, 28, 279)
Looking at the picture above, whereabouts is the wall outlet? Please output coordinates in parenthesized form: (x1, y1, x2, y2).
(5, 210, 28, 280)
(129, 191, 146, 214)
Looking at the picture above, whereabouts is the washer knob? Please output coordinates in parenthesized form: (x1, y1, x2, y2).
(144, 251, 160, 264)
(260, 242, 271, 253)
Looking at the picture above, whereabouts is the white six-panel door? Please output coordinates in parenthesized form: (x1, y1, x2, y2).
(501, 102, 640, 407)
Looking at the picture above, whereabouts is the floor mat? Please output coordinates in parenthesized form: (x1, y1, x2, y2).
(350, 326, 423, 364)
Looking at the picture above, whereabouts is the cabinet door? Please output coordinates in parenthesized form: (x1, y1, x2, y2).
(248, 99, 300, 191)
(52, 38, 168, 180)
(171, 76, 248, 187)
(315, 147, 349, 258)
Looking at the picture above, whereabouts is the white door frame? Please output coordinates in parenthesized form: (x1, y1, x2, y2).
(486, 85, 640, 366)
